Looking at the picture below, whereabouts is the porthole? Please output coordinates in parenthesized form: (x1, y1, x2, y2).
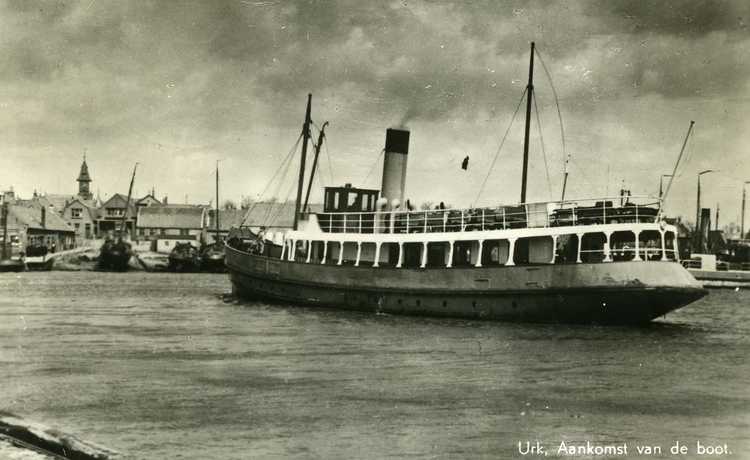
(442, 300, 447, 307)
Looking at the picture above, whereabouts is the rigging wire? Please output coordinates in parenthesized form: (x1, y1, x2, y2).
(473, 87, 527, 206)
(323, 136, 335, 184)
(661, 121, 695, 207)
(534, 47, 570, 198)
(262, 134, 302, 224)
(678, 123, 697, 177)
(239, 133, 302, 227)
(313, 120, 335, 185)
(532, 91, 554, 201)
(266, 179, 298, 227)
(362, 149, 385, 185)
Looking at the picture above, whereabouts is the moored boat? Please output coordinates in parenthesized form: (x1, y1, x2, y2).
(200, 242, 225, 272)
(200, 161, 226, 272)
(98, 164, 137, 271)
(226, 43, 707, 324)
(25, 257, 54, 271)
(168, 242, 201, 272)
(98, 237, 132, 271)
(0, 258, 25, 272)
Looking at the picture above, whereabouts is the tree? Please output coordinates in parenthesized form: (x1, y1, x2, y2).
(222, 200, 237, 210)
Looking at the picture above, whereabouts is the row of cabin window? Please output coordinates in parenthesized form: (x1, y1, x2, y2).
(290, 230, 677, 267)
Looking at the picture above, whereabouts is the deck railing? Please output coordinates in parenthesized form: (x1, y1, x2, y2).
(311, 196, 661, 234)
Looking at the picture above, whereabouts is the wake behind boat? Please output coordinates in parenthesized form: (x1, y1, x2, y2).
(226, 43, 706, 324)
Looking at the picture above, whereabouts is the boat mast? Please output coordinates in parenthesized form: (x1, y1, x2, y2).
(1, 202, 8, 260)
(520, 42, 535, 204)
(215, 161, 220, 241)
(303, 121, 328, 213)
(742, 182, 749, 239)
(293, 94, 313, 230)
(120, 163, 138, 237)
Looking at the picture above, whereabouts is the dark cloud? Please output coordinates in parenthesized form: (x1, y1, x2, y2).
(603, 0, 749, 36)
(1, 0, 748, 219)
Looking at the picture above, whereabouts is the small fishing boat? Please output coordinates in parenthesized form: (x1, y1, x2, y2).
(25, 257, 54, 271)
(98, 237, 133, 271)
(0, 258, 25, 272)
(168, 242, 201, 272)
(201, 162, 226, 272)
(98, 164, 137, 271)
(200, 242, 225, 272)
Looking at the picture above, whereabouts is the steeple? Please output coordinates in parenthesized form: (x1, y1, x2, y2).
(77, 152, 93, 200)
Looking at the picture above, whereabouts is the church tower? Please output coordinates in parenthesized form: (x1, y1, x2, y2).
(77, 154, 93, 200)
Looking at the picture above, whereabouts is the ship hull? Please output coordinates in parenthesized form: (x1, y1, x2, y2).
(168, 257, 201, 273)
(226, 246, 707, 324)
(97, 252, 131, 272)
(201, 256, 226, 273)
(0, 259, 25, 273)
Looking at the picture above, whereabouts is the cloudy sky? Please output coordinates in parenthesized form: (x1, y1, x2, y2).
(2, 0, 749, 225)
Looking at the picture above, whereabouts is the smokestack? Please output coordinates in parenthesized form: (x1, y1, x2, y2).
(381, 128, 410, 209)
(41, 206, 46, 229)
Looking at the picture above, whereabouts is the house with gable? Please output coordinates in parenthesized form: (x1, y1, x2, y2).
(97, 193, 137, 237)
(136, 193, 161, 209)
(5, 202, 75, 252)
(62, 197, 98, 241)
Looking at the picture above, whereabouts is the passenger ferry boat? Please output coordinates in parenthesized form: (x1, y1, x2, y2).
(226, 44, 706, 324)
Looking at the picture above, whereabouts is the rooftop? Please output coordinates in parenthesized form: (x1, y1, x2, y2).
(137, 205, 205, 229)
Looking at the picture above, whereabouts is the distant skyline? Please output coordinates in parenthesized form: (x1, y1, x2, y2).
(2, 1, 749, 225)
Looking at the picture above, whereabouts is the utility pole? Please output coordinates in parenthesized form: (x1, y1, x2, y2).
(520, 42, 534, 204)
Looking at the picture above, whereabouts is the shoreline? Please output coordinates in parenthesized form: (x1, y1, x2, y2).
(0, 413, 118, 460)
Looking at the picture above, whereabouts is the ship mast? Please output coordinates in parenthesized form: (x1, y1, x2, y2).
(120, 163, 138, 238)
(293, 94, 313, 230)
(215, 161, 220, 241)
(1, 202, 8, 260)
(303, 121, 328, 213)
(520, 42, 535, 204)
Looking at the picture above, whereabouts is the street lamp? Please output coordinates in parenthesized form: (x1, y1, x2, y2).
(695, 169, 717, 252)
(742, 181, 750, 240)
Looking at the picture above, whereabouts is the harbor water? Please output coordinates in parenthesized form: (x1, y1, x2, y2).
(0, 272, 748, 459)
